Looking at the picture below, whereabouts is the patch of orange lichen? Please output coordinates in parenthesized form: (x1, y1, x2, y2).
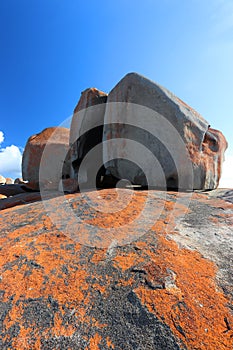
(28, 127, 69, 144)
(135, 235, 233, 349)
(79, 189, 147, 229)
(187, 127, 227, 189)
(112, 194, 233, 349)
(0, 207, 91, 347)
(86, 332, 102, 350)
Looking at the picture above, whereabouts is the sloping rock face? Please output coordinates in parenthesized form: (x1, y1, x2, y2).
(102, 73, 227, 190)
(22, 127, 70, 189)
(0, 188, 232, 349)
(70, 88, 108, 183)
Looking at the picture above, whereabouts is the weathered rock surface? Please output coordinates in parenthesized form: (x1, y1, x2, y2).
(0, 184, 27, 197)
(58, 178, 79, 193)
(0, 188, 232, 349)
(220, 189, 233, 204)
(0, 192, 42, 210)
(14, 177, 27, 184)
(70, 88, 108, 184)
(22, 127, 70, 189)
(0, 183, 40, 198)
(103, 73, 227, 190)
(0, 175, 6, 185)
(5, 177, 14, 185)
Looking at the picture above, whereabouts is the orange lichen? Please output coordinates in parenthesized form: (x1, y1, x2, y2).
(82, 189, 147, 229)
(114, 251, 145, 272)
(87, 332, 102, 350)
(27, 127, 69, 144)
(134, 235, 233, 349)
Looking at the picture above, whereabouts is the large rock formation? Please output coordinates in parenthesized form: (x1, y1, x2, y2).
(19, 73, 227, 192)
(102, 73, 227, 190)
(70, 73, 227, 190)
(0, 188, 232, 349)
(22, 127, 70, 189)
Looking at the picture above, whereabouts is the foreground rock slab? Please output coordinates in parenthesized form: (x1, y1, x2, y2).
(0, 188, 232, 349)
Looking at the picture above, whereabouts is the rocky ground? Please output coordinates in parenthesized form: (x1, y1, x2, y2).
(0, 188, 232, 349)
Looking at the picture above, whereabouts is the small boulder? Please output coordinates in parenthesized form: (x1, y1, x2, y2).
(0, 194, 7, 199)
(0, 175, 6, 185)
(5, 177, 14, 184)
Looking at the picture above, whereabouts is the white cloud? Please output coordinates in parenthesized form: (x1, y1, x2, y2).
(0, 131, 4, 144)
(0, 131, 22, 179)
(219, 151, 233, 188)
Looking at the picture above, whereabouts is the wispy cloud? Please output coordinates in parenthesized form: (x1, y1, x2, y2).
(219, 150, 233, 188)
(0, 131, 4, 144)
(0, 131, 22, 179)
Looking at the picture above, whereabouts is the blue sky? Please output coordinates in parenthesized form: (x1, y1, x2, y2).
(0, 0, 232, 186)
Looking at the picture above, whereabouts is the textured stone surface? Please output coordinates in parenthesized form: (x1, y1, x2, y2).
(58, 178, 79, 193)
(70, 88, 108, 183)
(14, 178, 27, 184)
(22, 127, 70, 189)
(0, 184, 27, 197)
(103, 73, 227, 190)
(0, 183, 41, 198)
(0, 175, 6, 185)
(5, 178, 14, 185)
(0, 188, 232, 349)
(0, 192, 42, 210)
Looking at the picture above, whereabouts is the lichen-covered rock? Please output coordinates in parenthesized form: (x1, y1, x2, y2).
(70, 88, 108, 184)
(22, 127, 70, 189)
(103, 73, 228, 190)
(0, 188, 232, 349)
